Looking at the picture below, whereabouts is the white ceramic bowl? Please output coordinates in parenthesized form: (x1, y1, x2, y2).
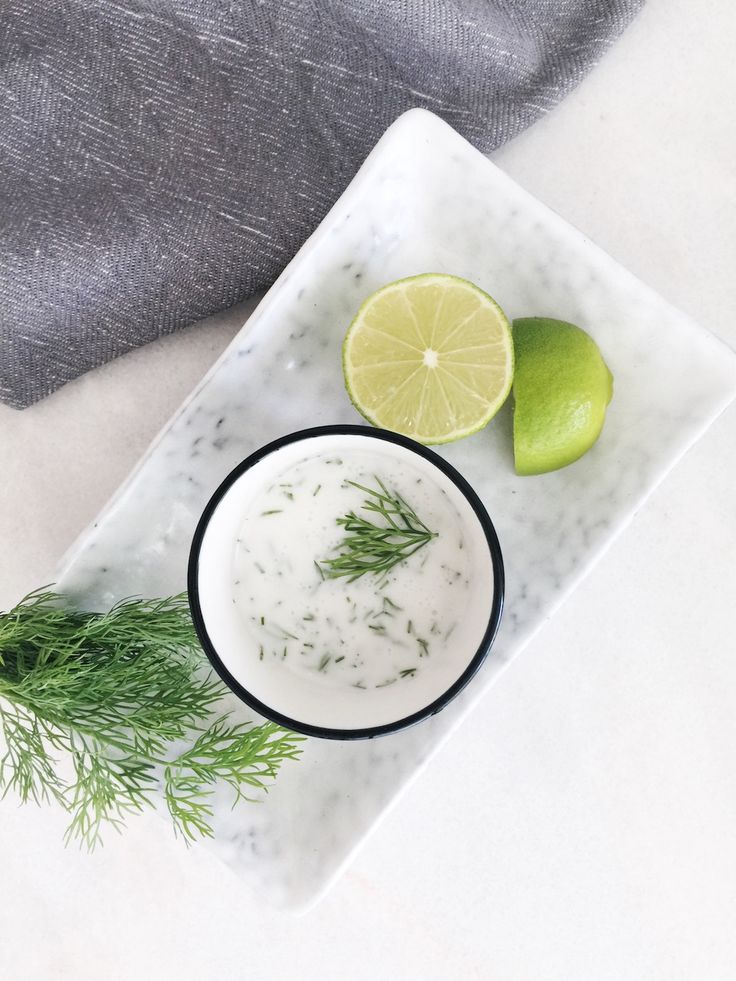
(188, 425, 504, 738)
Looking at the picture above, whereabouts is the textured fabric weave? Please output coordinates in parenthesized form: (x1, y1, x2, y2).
(0, 0, 643, 408)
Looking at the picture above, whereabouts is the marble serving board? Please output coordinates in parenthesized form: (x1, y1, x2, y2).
(57, 109, 736, 909)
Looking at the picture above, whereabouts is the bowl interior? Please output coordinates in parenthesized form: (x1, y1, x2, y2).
(190, 430, 501, 736)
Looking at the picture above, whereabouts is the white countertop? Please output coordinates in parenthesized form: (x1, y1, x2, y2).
(2, 0, 735, 977)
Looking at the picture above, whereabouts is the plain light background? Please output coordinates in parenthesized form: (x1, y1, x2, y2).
(2, 0, 735, 978)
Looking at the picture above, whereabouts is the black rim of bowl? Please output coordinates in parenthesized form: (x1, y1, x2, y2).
(188, 424, 504, 740)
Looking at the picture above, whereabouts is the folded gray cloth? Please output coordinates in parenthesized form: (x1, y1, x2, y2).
(0, 0, 642, 408)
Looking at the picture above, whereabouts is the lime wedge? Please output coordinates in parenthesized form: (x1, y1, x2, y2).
(342, 273, 514, 444)
(512, 317, 614, 475)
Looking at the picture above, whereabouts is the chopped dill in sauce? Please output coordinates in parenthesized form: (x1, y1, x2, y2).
(231, 447, 480, 691)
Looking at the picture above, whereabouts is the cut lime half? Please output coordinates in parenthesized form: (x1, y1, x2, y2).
(512, 317, 614, 475)
(342, 273, 514, 444)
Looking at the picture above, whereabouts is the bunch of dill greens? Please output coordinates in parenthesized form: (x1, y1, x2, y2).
(0, 589, 303, 847)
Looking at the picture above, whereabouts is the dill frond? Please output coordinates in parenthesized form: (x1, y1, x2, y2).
(318, 478, 437, 582)
(0, 589, 304, 848)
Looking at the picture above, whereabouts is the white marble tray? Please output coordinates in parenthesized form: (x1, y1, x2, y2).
(57, 109, 736, 910)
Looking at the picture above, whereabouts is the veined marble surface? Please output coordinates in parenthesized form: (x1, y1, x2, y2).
(56, 109, 736, 908)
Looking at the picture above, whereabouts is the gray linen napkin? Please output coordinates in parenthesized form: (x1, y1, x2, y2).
(0, 0, 642, 409)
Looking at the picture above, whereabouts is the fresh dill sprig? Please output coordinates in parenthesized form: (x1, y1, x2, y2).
(164, 720, 302, 842)
(318, 477, 438, 582)
(0, 589, 304, 848)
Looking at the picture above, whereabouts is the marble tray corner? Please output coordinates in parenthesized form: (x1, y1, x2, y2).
(57, 108, 736, 909)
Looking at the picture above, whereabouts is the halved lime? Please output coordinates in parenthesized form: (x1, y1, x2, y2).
(342, 273, 514, 444)
(512, 317, 614, 475)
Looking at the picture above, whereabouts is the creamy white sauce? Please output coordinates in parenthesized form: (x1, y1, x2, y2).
(196, 433, 495, 730)
(232, 449, 474, 692)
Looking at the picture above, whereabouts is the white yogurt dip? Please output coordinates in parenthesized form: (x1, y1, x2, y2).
(193, 431, 498, 734)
